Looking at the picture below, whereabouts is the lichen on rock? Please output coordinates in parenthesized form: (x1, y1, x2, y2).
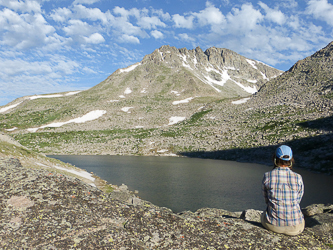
(0, 157, 332, 249)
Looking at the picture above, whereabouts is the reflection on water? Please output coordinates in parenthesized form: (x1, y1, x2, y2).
(48, 155, 333, 213)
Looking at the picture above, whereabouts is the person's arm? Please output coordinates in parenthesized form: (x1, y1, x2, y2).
(297, 176, 304, 203)
(262, 175, 268, 204)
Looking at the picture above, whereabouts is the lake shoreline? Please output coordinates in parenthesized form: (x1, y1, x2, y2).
(48, 154, 333, 213)
(47, 148, 333, 176)
(1, 157, 332, 249)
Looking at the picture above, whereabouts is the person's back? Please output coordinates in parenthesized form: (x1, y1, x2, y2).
(261, 145, 305, 236)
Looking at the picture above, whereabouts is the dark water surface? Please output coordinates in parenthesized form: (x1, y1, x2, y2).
(48, 155, 333, 213)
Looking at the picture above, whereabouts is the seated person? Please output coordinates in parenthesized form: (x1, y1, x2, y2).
(261, 145, 305, 236)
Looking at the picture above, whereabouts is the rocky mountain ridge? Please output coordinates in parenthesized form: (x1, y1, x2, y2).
(138, 45, 281, 94)
(0, 42, 332, 173)
(0, 45, 282, 131)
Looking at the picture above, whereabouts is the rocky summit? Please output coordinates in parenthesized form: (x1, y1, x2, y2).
(0, 43, 332, 174)
(0, 157, 332, 249)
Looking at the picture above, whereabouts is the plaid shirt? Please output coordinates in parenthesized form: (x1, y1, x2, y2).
(262, 167, 304, 226)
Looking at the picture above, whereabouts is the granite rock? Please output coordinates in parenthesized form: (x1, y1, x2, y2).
(0, 157, 332, 249)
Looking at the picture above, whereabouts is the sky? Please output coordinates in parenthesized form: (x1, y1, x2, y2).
(0, 0, 333, 106)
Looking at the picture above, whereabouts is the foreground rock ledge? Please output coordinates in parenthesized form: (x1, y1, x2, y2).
(0, 158, 332, 249)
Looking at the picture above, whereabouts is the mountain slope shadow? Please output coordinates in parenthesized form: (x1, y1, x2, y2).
(297, 115, 333, 131)
(178, 133, 333, 174)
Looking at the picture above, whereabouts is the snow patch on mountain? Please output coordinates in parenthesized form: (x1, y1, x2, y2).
(192, 56, 198, 65)
(38, 162, 96, 182)
(182, 61, 192, 70)
(121, 107, 133, 113)
(159, 50, 164, 61)
(5, 127, 18, 132)
(168, 116, 186, 125)
(179, 54, 187, 62)
(172, 97, 194, 105)
(0, 102, 23, 113)
(1, 91, 82, 113)
(119, 63, 141, 73)
(232, 97, 251, 104)
(205, 67, 230, 87)
(171, 91, 181, 96)
(231, 79, 257, 94)
(29, 91, 81, 100)
(157, 149, 168, 153)
(124, 88, 132, 94)
(246, 59, 258, 70)
(65, 91, 81, 96)
(27, 110, 106, 132)
(260, 72, 269, 80)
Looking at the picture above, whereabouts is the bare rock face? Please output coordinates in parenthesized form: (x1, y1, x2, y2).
(7, 196, 35, 210)
(240, 209, 263, 223)
(0, 157, 333, 249)
(142, 45, 283, 95)
(303, 204, 333, 217)
(257, 41, 333, 104)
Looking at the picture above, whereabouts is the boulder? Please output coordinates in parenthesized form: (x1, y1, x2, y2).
(240, 209, 263, 223)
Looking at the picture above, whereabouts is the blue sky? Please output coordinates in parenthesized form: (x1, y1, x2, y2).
(0, 0, 333, 106)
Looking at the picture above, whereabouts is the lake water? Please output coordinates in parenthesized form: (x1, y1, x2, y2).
(48, 155, 333, 213)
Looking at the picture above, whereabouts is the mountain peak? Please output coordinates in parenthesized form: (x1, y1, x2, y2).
(139, 45, 283, 96)
(256, 41, 333, 106)
(288, 41, 333, 73)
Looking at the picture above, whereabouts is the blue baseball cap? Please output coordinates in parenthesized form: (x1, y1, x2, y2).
(276, 145, 293, 161)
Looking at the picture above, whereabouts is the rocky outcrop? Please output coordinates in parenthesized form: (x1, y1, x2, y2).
(0, 157, 332, 249)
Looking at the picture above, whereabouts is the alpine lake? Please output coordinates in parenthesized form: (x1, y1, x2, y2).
(48, 155, 333, 213)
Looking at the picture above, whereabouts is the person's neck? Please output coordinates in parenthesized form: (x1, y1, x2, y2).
(280, 165, 289, 168)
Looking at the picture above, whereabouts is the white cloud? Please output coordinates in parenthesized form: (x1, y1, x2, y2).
(151, 9, 171, 21)
(119, 34, 140, 44)
(73, 4, 109, 24)
(279, 0, 298, 9)
(0, 0, 41, 13)
(0, 9, 56, 50)
(258, 2, 286, 25)
(172, 2, 225, 29)
(0, 59, 52, 77)
(226, 3, 264, 34)
(0, 53, 82, 104)
(84, 32, 105, 44)
(137, 16, 166, 29)
(73, 0, 100, 5)
(172, 14, 194, 28)
(49, 7, 72, 23)
(287, 15, 300, 30)
(63, 19, 93, 36)
(178, 33, 195, 43)
(151, 30, 164, 39)
(194, 1, 225, 26)
(51, 56, 80, 75)
(306, 0, 333, 26)
(62, 19, 106, 45)
(114, 19, 148, 38)
(113, 6, 141, 19)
